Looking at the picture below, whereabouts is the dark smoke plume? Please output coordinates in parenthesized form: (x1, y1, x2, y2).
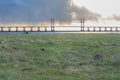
(0, 0, 101, 24)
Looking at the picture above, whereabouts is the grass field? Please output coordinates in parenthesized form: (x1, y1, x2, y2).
(0, 34, 120, 80)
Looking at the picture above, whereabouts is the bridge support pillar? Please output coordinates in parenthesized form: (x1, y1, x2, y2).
(51, 18, 55, 31)
(1, 27, 3, 32)
(81, 18, 85, 31)
(30, 27, 33, 32)
(116, 27, 118, 31)
(93, 27, 96, 31)
(16, 27, 18, 32)
(105, 27, 107, 31)
(8, 27, 11, 32)
(87, 27, 90, 31)
(110, 27, 112, 31)
(23, 27, 25, 32)
(99, 27, 101, 31)
(38, 27, 40, 31)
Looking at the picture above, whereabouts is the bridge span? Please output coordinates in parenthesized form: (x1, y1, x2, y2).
(0, 26, 120, 32)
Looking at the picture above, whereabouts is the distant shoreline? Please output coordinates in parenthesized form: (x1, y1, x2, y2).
(0, 31, 120, 34)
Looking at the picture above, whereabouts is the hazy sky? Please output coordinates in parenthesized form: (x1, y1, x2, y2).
(73, 0, 120, 26)
(73, 0, 120, 17)
(0, 0, 120, 26)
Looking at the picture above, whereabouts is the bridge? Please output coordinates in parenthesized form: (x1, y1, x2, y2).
(0, 18, 120, 32)
(0, 26, 120, 32)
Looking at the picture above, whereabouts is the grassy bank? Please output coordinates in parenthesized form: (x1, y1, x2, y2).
(0, 34, 120, 80)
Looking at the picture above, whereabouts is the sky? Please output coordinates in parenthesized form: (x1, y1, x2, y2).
(73, 0, 120, 26)
(0, 0, 120, 26)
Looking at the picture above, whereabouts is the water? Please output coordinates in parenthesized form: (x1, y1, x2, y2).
(0, 31, 120, 34)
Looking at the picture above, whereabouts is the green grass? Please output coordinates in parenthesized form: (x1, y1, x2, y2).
(0, 33, 120, 80)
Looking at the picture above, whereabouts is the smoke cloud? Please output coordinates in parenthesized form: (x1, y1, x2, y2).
(71, 5, 101, 22)
(0, 0, 101, 24)
(112, 15, 120, 21)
